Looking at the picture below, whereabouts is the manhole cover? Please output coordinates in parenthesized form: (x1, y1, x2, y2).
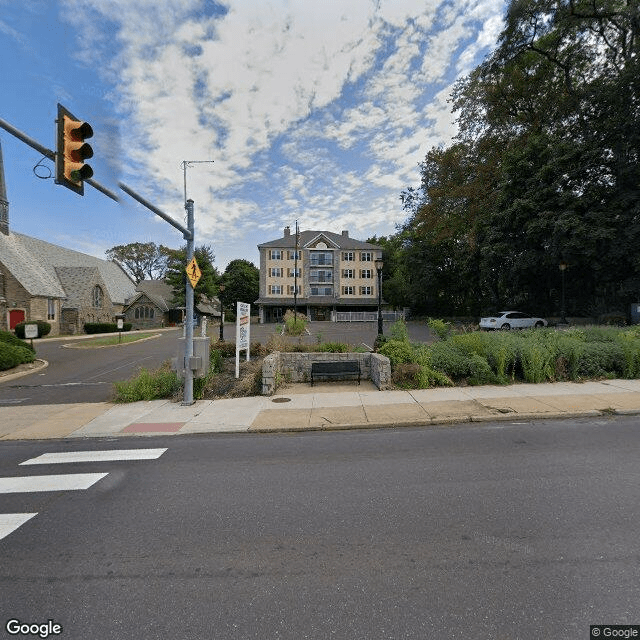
(271, 397, 291, 403)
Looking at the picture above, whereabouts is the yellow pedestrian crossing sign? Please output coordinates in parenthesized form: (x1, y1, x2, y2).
(186, 257, 201, 288)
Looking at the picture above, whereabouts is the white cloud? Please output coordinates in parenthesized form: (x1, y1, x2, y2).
(55, 0, 505, 261)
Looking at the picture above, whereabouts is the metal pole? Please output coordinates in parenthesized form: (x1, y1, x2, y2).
(294, 220, 299, 321)
(183, 199, 195, 405)
(218, 285, 225, 341)
(561, 267, 567, 324)
(377, 267, 383, 335)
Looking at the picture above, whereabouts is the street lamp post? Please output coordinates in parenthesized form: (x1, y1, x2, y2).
(218, 284, 225, 341)
(559, 261, 567, 324)
(375, 257, 384, 336)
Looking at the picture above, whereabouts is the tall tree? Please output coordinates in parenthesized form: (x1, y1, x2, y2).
(219, 259, 260, 315)
(164, 245, 219, 306)
(105, 242, 169, 283)
(397, 0, 640, 316)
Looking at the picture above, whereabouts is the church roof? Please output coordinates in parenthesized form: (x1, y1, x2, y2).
(0, 231, 136, 304)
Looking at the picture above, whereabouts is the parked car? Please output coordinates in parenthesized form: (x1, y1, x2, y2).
(479, 311, 548, 330)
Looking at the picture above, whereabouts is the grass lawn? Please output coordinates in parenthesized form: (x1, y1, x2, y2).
(72, 333, 158, 348)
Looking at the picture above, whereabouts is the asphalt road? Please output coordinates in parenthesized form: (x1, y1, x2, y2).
(0, 329, 181, 405)
(0, 415, 638, 639)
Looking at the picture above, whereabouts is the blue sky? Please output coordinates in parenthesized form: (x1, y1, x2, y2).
(0, 0, 506, 271)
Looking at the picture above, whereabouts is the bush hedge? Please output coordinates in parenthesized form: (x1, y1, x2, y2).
(84, 322, 133, 334)
(381, 320, 640, 389)
(0, 330, 35, 353)
(13, 320, 51, 339)
(0, 340, 36, 371)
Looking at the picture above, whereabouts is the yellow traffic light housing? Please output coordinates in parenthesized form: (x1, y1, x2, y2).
(55, 103, 94, 195)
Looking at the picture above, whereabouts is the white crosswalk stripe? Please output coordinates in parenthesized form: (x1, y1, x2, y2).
(1, 447, 167, 541)
(0, 513, 38, 541)
(0, 473, 108, 494)
(20, 448, 167, 465)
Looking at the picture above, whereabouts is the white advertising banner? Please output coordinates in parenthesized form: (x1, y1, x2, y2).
(235, 302, 251, 378)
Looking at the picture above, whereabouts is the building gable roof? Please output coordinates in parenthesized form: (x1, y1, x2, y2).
(258, 230, 382, 251)
(0, 232, 136, 304)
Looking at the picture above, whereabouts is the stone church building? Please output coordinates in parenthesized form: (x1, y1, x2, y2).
(0, 141, 136, 335)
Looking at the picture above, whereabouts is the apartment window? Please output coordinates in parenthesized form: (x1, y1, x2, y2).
(287, 250, 301, 260)
(287, 284, 301, 295)
(360, 269, 372, 279)
(310, 270, 332, 283)
(342, 269, 354, 278)
(47, 298, 56, 320)
(269, 267, 283, 277)
(360, 252, 372, 261)
(93, 285, 103, 308)
(309, 252, 333, 266)
(342, 251, 355, 261)
(359, 286, 372, 295)
(342, 286, 355, 296)
(269, 285, 283, 295)
(288, 268, 301, 278)
(269, 249, 282, 260)
(310, 286, 333, 296)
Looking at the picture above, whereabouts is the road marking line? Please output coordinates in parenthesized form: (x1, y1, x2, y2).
(0, 513, 38, 541)
(0, 473, 108, 494)
(20, 448, 168, 465)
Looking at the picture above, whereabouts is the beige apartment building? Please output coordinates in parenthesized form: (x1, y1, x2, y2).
(256, 227, 383, 323)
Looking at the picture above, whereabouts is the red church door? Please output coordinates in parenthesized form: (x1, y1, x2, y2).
(9, 309, 25, 330)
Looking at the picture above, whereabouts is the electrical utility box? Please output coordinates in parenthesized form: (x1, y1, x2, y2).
(173, 337, 211, 379)
(631, 303, 640, 325)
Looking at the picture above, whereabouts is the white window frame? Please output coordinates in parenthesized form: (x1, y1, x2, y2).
(269, 285, 283, 295)
(269, 267, 283, 277)
(342, 269, 354, 278)
(342, 286, 355, 296)
(360, 269, 372, 279)
(359, 286, 372, 295)
(342, 251, 355, 261)
(360, 252, 372, 262)
(269, 249, 282, 260)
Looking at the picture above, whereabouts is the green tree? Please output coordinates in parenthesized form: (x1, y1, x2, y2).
(396, 0, 640, 317)
(164, 245, 219, 306)
(219, 259, 259, 314)
(105, 242, 168, 283)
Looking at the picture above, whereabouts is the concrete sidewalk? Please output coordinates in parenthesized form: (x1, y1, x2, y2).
(1, 378, 640, 441)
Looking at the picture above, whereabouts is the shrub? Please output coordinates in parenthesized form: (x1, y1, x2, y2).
(378, 339, 414, 367)
(575, 341, 625, 379)
(427, 317, 452, 341)
(113, 363, 181, 402)
(389, 318, 410, 342)
(283, 309, 308, 336)
(84, 322, 132, 334)
(14, 320, 51, 339)
(0, 342, 36, 371)
(0, 330, 35, 353)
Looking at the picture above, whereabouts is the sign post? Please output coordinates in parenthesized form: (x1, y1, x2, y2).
(24, 323, 38, 350)
(235, 302, 251, 378)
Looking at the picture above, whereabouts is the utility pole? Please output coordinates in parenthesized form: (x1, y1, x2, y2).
(294, 219, 299, 321)
(118, 183, 196, 405)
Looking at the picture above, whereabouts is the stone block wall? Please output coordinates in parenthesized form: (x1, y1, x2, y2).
(262, 351, 391, 395)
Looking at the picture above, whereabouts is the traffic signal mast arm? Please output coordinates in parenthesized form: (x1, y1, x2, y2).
(0, 111, 118, 201)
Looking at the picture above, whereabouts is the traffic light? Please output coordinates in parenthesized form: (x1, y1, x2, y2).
(55, 103, 93, 195)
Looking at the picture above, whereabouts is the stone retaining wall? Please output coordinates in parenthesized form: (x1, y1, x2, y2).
(262, 351, 391, 395)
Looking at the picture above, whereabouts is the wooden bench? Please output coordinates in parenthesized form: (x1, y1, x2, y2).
(311, 360, 360, 387)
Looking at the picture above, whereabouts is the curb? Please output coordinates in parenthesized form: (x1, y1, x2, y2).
(0, 359, 49, 383)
